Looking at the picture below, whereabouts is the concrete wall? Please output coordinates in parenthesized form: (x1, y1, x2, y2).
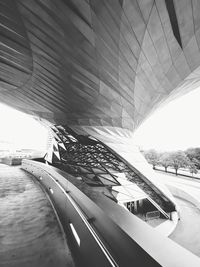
(167, 184, 200, 210)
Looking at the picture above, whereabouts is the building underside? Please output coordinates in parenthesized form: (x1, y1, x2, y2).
(1, 0, 200, 265)
(2, 0, 200, 131)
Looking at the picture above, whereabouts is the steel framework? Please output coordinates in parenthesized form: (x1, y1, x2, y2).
(45, 125, 175, 215)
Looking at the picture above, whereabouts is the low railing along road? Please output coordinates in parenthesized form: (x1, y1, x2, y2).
(22, 159, 200, 267)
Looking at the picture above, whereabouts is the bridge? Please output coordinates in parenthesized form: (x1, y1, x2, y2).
(1, 0, 200, 266)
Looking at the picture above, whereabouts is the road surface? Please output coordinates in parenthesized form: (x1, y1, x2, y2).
(155, 170, 200, 257)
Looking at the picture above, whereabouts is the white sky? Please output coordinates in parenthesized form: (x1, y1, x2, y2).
(0, 104, 48, 150)
(0, 87, 200, 152)
(133, 87, 200, 151)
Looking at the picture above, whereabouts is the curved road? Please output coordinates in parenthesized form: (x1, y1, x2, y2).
(170, 197, 200, 257)
(1, 163, 200, 264)
(0, 164, 75, 267)
(155, 170, 200, 257)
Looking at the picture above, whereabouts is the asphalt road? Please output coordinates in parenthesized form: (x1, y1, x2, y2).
(154, 170, 200, 257)
(169, 197, 200, 257)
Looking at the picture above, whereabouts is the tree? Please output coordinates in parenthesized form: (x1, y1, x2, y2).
(188, 159, 198, 176)
(185, 148, 200, 169)
(160, 152, 172, 172)
(143, 149, 159, 169)
(169, 151, 190, 175)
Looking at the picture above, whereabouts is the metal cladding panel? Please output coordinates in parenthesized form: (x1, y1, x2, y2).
(1, 0, 200, 135)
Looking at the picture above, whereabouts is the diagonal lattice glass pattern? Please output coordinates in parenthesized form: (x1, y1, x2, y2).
(45, 125, 175, 216)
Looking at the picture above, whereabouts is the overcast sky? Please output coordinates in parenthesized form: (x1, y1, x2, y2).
(133, 87, 200, 151)
(0, 104, 48, 150)
(0, 87, 200, 151)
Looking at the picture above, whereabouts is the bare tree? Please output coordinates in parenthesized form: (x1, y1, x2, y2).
(185, 148, 200, 169)
(144, 149, 159, 169)
(188, 159, 198, 176)
(160, 153, 172, 172)
(169, 151, 189, 175)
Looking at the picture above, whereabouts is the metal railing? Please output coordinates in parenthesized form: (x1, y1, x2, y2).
(21, 159, 200, 267)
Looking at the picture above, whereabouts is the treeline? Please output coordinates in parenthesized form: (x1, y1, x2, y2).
(142, 148, 200, 176)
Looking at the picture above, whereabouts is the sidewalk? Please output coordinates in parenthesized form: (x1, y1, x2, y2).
(156, 166, 200, 180)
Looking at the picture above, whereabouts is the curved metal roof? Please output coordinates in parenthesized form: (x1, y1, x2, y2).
(1, 0, 200, 136)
